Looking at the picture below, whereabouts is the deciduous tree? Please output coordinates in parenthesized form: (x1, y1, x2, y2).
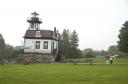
(118, 21, 128, 52)
(82, 48, 95, 58)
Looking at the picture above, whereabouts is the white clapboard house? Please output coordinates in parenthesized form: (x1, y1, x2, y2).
(24, 12, 58, 54)
(17, 12, 58, 63)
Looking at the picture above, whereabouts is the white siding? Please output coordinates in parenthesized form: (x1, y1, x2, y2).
(24, 39, 57, 53)
(51, 40, 58, 53)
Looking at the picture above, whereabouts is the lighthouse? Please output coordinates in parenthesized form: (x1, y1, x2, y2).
(18, 12, 58, 63)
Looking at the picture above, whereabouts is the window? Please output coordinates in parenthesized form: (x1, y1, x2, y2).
(36, 31, 41, 37)
(36, 41, 40, 49)
(44, 41, 48, 49)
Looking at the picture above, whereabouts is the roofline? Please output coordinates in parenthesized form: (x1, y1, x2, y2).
(26, 29, 53, 32)
(24, 37, 58, 41)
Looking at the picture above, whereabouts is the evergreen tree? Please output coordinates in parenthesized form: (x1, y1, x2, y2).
(56, 33, 64, 61)
(61, 29, 71, 58)
(70, 30, 81, 58)
(58, 29, 81, 59)
(118, 21, 128, 52)
(70, 30, 79, 49)
(0, 33, 6, 64)
(62, 29, 71, 47)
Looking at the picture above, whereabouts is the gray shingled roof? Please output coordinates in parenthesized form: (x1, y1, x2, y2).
(24, 30, 57, 40)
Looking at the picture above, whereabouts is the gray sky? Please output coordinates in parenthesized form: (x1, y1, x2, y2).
(0, 0, 128, 50)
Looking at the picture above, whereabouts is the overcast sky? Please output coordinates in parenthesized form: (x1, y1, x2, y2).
(0, 0, 128, 50)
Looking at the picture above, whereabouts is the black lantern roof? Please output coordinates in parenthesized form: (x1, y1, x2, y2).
(27, 11, 42, 24)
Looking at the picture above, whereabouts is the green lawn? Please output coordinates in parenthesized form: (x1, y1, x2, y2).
(80, 57, 128, 64)
(0, 58, 128, 84)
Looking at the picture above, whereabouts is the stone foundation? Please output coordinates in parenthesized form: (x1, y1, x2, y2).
(17, 53, 56, 63)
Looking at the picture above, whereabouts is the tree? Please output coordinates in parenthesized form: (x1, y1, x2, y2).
(7, 45, 23, 61)
(82, 48, 95, 58)
(108, 45, 128, 57)
(70, 30, 81, 58)
(94, 50, 102, 57)
(61, 29, 71, 58)
(108, 45, 119, 55)
(62, 29, 71, 48)
(0, 33, 6, 64)
(70, 30, 79, 49)
(58, 29, 81, 59)
(118, 21, 128, 52)
(5, 44, 14, 61)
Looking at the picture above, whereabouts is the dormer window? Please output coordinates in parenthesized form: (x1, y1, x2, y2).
(36, 31, 41, 37)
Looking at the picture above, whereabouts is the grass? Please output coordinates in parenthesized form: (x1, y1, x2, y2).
(0, 58, 128, 84)
(80, 57, 128, 64)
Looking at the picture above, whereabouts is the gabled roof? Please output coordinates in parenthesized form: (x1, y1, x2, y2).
(24, 30, 57, 40)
